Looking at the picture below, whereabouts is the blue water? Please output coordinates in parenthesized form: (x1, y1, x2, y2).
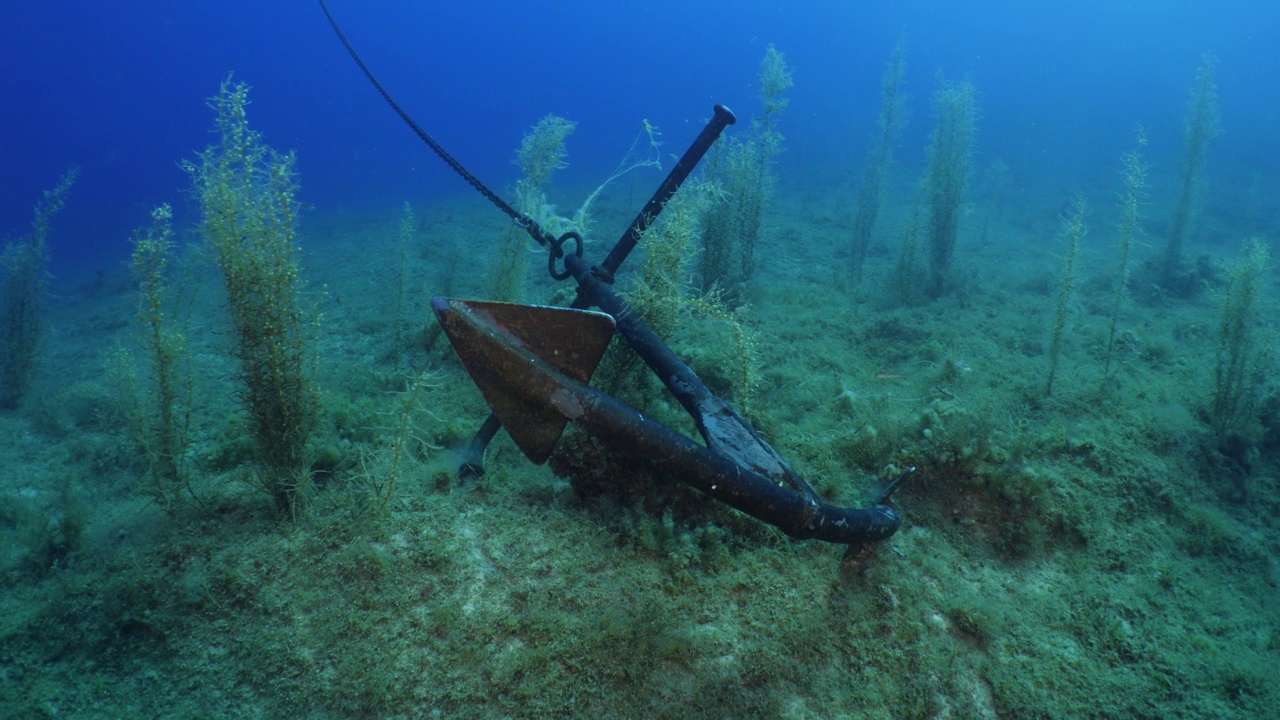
(3, 0, 1277, 278)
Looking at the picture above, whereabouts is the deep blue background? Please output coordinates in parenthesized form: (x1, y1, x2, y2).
(3, 0, 1276, 279)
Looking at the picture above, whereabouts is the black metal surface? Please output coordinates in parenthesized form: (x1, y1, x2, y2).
(593, 104, 736, 283)
(562, 254, 811, 495)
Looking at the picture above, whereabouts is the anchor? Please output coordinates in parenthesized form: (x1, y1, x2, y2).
(321, 1, 909, 546)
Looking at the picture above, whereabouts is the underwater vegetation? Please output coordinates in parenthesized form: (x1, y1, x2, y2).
(1161, 55, 1221, 295)
(113, 203, 193, 510)
(0, 168, 78, 410)
(0, 36, 1278, 720)
(922, 75, 978, 299)
(848, 34, 907, 288)
(183, 77, 321, 514)
(699, 44, 792, 301)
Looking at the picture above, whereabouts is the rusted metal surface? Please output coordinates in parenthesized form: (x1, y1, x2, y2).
(433, 296, 902, 544)
(432, 298, 614, 464)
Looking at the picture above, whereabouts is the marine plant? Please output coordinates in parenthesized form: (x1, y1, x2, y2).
(515, 114, 577, 230)
(488, 115, 574, 302)
(1209, 239, 1270, 442)
(923, 75, 977, 298)
(1102, 130, 1147, 385)
(0, 167, 78, 410)
(184, 77, 320, 512)
(1161, 55, 1219, 295)
(628, 182, 711, 340)
(743, 44, 792, 281)
(354, 370, 439, 515)
(394, 201, 413, 362)
(885, 183, 926, 307)
(699, 44, 792, 296)
(849, 35, 907, 286)
(489, 114, 661, 302)
(607, 181, 760, 417)
(120, 204, 195, 509)
(1046, 196, 1087, 396)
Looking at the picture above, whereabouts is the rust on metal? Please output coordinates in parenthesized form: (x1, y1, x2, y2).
(432, 298, 615, 463)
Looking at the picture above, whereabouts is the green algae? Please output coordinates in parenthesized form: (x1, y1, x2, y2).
(1, 158, 1278, 720)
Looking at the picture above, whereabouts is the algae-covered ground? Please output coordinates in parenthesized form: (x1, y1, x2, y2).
(2, 163, 1279, 718)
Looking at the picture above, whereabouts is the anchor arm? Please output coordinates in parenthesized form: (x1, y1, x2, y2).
(562, 253, 817, 498)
